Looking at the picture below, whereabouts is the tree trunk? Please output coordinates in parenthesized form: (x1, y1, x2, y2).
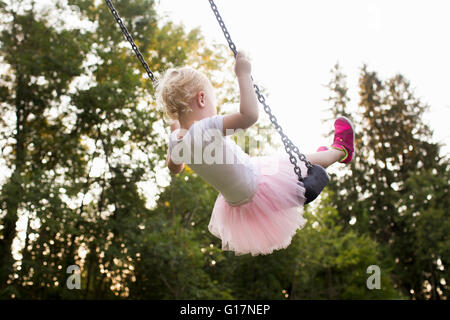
(0, 65, 26, 290)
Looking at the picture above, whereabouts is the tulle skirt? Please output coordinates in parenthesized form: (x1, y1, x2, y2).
(208, 154, 308, 256)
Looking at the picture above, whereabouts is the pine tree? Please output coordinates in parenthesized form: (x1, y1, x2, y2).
(325, 63, 449, 299)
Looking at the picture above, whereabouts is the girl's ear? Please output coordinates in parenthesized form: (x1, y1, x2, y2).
(197, 91, 206, 108)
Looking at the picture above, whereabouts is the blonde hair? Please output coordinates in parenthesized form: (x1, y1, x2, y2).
(156, 67, 210, 120)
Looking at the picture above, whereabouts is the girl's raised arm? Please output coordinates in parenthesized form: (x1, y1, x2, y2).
(223, 51, 259, 135)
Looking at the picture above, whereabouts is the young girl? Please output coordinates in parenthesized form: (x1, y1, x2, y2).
(156, 52, 355, 256)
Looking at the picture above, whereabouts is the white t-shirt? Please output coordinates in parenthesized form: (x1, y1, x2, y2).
(169, 115, 258, 205)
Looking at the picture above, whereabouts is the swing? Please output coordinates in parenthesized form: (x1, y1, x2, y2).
(105, 0, 329, 204)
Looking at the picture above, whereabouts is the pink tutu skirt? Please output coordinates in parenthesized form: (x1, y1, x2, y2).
(208, 154, 308, 256)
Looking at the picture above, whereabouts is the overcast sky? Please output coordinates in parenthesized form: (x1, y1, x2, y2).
(157, 0, 450, 156)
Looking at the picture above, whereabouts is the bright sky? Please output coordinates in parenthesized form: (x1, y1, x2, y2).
(3, 0, 450, 267)
(157, 0, 450, 156)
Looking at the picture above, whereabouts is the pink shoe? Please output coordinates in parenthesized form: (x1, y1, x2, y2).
(331, 116, 355, 163)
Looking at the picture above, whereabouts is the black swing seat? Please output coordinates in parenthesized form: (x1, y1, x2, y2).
(301, 164, 330, 204)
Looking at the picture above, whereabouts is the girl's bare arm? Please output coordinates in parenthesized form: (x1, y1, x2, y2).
(223, 51, 259, 134)
(166, 120, 184, 174)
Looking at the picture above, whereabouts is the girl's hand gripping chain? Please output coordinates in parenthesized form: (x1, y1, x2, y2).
(234, 51, 252, 78)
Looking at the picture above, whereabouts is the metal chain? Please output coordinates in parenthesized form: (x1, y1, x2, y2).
(106, 0, 312, 180)
(105, 0, 157, 83)
(207, 0, 313, 181)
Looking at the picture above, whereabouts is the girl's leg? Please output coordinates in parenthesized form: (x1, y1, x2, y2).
(307, 116, 355, 168)
(306, 149, 345, 169)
